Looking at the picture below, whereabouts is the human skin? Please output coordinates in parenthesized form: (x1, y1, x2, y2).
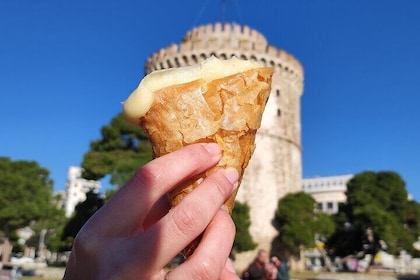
(63, 143, 240, 280)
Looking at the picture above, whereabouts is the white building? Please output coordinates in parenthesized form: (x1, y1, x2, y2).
(302, 174, 354, 215)
(64, 166, 101, 217)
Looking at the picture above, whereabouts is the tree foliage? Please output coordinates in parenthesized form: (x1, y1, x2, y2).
(274, 192, 335, 256)
(0, 157, 65, 261)
(328, 171, 420, 257)
(81, 113, 152, 188)
(25, 192, 67, 252)
(232, 201, 256, 253)
(0, 158, 57, 236)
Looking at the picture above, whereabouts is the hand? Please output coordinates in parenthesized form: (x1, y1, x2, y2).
(63, 143, 240, 280)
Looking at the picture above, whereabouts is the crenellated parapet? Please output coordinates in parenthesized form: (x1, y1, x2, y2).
(183, 22, 267, 47)
(145, 22, 303, 88)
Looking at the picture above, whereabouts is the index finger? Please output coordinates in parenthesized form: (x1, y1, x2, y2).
(85, 143, 222, 236)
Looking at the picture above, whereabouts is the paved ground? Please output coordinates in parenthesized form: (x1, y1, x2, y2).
(28, 267, 420, 280)
(27, 267, 65, 278)
(311, 273, 420, 280)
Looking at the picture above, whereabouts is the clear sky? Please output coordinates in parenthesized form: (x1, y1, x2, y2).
(1, 0, 419, 202)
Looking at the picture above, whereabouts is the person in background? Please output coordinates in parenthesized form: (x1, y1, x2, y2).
(265, 259, 278, 280)
(271, 256, 290, 280)
(63, 143, 240, 280)
(245, 249, 269, 280)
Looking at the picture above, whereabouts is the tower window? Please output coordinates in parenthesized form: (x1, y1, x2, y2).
(192, 54, 198, 64)
(316, 203, 323, 212)
(277, 109, 281, 117)
(276, 89, 280, 97)
(261, 58, 266, 66)
(182, 56, 188, 65)
(174, 57, 180, 67)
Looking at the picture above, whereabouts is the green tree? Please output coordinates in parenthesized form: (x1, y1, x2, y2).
(46, 192, 68, 252)
(26, 193, 67, 253)
(25, 201, 66, 254)
(81, 113, 153, 189)
(0, 157, 57, 262)
(405, 200, 420, 257)
(232, 201, 256, 252)
(329, 171, 418, 257)
(274, 192, 335, 258)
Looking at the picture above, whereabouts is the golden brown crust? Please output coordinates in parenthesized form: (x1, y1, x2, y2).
(139, 67, 273, 257)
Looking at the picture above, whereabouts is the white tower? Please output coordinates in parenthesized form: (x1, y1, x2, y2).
(64, 166, 101, 217)
(145, 23, 304, 265)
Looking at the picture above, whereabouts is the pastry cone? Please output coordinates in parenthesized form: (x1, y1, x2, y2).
(123, 56, 273, 257)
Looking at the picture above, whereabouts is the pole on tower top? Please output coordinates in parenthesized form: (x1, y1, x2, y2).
(221, 0, 226, 23)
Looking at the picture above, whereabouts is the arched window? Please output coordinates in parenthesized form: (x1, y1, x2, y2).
(261, 58, 266, 66)
(192, 54, 198, 64)
(174, 57, 181, 67)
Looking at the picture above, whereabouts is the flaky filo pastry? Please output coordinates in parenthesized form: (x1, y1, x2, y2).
(123, 57, 273, 257)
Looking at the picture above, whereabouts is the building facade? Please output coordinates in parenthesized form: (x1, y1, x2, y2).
(64, 166, 101, 217)
(145, 22, 304, 265)
(302, 174, 354, 215)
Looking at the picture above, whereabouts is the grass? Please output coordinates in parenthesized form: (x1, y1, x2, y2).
(290, 270, 321, 279)
(20, 270, 320, 280)
(22, 276, 61, 280)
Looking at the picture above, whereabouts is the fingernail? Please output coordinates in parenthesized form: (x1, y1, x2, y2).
(220, 204, 228, 213)
(224, 168, 239, 185)
(225, 258, 236, 274)
(203, 143, 221, 157)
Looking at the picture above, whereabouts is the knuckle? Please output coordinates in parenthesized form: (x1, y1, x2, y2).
(190, 261, 214, 280)
(224, 212, 236, 232)
(172, 204, 201, 237)
(135, 165, 158, 183)
(72, 229, 96, 256)
(206, 171, 232, 200)
(184, 145, 208, 166)
(133, 164, 164, 190)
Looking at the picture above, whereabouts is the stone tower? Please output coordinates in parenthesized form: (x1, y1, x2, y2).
(145, 22, 304, 265)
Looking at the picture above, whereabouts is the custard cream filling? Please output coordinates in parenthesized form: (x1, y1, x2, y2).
(122, 56, 262, 126)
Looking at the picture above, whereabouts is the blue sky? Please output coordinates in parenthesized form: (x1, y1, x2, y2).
(1, 0, 419, 202)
